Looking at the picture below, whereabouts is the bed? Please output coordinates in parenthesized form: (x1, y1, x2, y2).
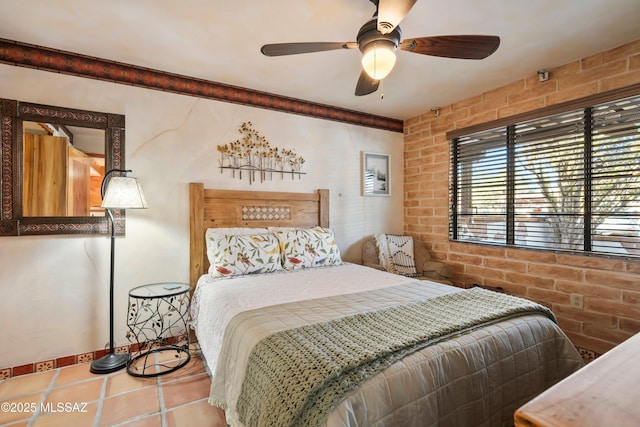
(188, 183, 583, 427)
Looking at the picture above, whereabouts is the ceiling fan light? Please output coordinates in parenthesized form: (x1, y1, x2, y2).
(361, 41, 397, 80)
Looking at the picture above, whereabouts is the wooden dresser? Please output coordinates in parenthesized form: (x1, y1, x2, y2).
(514, 332, 640, 426)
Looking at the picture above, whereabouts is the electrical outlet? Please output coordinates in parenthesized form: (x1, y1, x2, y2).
(570, 294, 584, 310)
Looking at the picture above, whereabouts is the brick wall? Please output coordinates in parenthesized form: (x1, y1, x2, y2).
(404, 39, 640, 355)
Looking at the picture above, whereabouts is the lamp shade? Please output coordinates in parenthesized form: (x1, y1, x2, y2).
(361, 40, 397, 80)
(101, 176, 148, 209)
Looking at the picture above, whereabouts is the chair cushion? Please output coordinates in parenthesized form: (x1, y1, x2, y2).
(375, 234, 420, 277)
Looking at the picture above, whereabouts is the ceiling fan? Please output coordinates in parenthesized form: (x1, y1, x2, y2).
(261, 0, 500, 96)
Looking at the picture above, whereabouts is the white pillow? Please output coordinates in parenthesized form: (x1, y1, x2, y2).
(207, 233, 282, 277)
(273, 227, 342, 270)
(376, 234, 419, 277)
(205, 228, 268, 272)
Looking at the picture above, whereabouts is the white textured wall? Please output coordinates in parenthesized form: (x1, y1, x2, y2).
(0, 64, 404, 368)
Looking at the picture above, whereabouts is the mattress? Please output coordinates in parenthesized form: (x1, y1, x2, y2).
(192, 263, 583, 427)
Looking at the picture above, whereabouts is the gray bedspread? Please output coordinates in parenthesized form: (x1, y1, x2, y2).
(206, 271, 583, 427)
(236, 288, 556, 427)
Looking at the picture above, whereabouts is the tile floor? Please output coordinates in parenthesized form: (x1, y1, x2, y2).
(0, 351, 227, 427)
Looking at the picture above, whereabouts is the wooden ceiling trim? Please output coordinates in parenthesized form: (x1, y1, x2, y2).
(0, 38, 403, 133)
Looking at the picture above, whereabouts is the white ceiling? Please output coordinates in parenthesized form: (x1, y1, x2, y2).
(1, 0, 640, 120)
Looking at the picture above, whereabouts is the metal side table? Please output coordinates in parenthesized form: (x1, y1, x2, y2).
(126, 282, 191, 377)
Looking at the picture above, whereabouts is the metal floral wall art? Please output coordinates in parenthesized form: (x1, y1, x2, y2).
(217, 122, 305, 184)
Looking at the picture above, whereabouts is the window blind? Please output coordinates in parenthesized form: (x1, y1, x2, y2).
(450, 94, 640, 257)
(452, 127, 507, 244)
(514, 109, 585, 251)
(591, 96, 640, 253)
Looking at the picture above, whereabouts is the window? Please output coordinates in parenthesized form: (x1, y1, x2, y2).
(450, 94, 640, 257)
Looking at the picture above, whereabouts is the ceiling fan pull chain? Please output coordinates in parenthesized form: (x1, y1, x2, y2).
(380, 78, 384, 99)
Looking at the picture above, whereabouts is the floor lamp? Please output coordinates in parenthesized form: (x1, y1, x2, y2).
(90, 169, 148, 374)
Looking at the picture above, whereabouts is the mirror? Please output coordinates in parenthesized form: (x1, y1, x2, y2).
(22, 121, 106, 217)
(0, 98, 125, 236)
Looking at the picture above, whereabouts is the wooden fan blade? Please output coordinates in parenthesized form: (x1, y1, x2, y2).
(377, 0, 417, 34)
(400, 35, 500, 59)
(355, 70, 379, 96)
(261, 42, 358, 56)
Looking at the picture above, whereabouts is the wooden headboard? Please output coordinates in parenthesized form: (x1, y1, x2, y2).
(189, 183, 329, 292)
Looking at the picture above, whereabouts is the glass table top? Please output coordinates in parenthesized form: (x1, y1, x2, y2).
(128, 282, 190, 298)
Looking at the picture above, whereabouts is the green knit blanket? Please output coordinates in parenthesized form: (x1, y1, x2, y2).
(237, 287, 555, 427)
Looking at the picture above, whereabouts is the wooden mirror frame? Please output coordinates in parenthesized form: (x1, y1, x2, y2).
(0, 98, 125, 236)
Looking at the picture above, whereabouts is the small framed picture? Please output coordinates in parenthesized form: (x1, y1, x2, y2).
(362, 152, 390, 196)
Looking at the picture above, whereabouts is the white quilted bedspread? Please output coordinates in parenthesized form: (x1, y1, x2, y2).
(192, 263, 583, 427)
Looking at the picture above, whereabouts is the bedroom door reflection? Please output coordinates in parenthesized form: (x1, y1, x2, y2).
(22, 121, 105, 217)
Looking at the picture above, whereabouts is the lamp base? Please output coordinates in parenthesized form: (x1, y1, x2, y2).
(90, 352, 130, 374)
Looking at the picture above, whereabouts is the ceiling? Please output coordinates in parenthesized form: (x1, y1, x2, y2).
(1, 0, 640, 120)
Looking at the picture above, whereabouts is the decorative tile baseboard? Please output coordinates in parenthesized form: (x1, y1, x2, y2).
(0, 345, 129, 380)
(577, 347, 601, 364)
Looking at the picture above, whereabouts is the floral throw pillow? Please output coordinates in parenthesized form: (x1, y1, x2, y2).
(274, 227, 342, 270)
(207, 233, 282, 277)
